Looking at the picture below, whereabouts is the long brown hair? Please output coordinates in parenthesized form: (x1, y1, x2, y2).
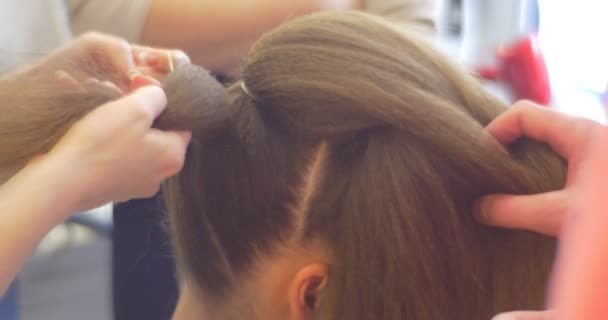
(0, 11, 565, 320)
(165, 11, 565, 319)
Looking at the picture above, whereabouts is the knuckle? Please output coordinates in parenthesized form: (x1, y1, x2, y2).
(511, 100, 537, 113)
(80, 32, 126, 47)
(112, 38, 132, 57)
(80, 32, 103, 44)
(79, 32, 109, 52)
(572, 117, 602, 140)
(79, 32, 131, 60)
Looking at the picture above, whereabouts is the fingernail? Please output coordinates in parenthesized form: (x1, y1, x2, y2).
(130, 85, 168, 116)
(130, 75, 161, 92)
(172, 50, 191, 67)
(131, 85, 166, 102)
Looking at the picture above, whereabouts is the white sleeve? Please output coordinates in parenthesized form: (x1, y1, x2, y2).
(0, 0, 72, 73)
(67, 0, 152, 43)
(365, 0, 438, 35)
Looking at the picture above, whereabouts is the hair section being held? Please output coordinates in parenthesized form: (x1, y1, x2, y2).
(0, 64, 228, 183)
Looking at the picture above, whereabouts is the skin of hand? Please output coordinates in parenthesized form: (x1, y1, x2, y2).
(14, 32, 190, 91)
(474, 100, 602, 236)
(0, 34, 192, 295)
(16, 32, 194, 212)
(547, 126, 608, 319)
(45, 85, 191, 213)
(0, 85, 190, 295)
(475, 101, 608, 319)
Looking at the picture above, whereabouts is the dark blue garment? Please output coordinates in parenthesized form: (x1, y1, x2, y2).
(0, 281, 19, 320)
(112, 195, 178, 320)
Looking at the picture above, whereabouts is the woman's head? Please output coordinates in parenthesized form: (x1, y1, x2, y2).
(0, 10, 565, 320)
(163, 11, 565, 320)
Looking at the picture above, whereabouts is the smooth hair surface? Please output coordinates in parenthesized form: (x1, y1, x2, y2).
(164, 12, 565, 320)
(0, 11, 565, 320)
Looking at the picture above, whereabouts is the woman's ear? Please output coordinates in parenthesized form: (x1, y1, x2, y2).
(289, 263, 328, 320)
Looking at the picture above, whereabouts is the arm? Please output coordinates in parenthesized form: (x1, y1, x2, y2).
(0, 85, 189, 296)
(0, 33, 190, 296)
(141, 0, 361, 75)
(0, 154, 79, 295)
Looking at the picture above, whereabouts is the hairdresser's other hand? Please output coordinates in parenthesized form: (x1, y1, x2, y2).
(546, 125, 608, 319)
(473, 100, 602, 236)
(43, 86, 190, 214)
(490, 126, 608, 320)
(25, 32, 189, 90)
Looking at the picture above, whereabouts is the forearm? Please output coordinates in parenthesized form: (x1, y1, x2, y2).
(0, 34, 189, 297)
(141, 0, 357, 75)
(0, 156, 75, 295)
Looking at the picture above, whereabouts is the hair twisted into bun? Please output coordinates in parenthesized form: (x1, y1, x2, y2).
(154, 65, 228, 134)
(0, 11, 565, 320)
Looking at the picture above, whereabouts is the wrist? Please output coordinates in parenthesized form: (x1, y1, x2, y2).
(4, 154, 85, 222)
(0, 151, 89, 294)
(40, 151, 97, 215)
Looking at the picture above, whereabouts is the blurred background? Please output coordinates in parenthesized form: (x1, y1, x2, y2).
(2, 0, 607, 319)
(7, 206, 112, 320)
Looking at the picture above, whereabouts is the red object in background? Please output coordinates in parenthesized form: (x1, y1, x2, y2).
(498, 35, 551, 105)
(475, 35, 552, 105)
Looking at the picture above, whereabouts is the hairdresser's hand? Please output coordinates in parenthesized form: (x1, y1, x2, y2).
(473, 100, 603, 236)
(42, 86, 190, 214)
(478, 101, 608, 320)
(489, 119, 608, 320)
(23, 32, 189, 90)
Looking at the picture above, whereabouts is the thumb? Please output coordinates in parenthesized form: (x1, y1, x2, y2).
(492, 310, 556, 320)
(474, 190, 567, 237)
